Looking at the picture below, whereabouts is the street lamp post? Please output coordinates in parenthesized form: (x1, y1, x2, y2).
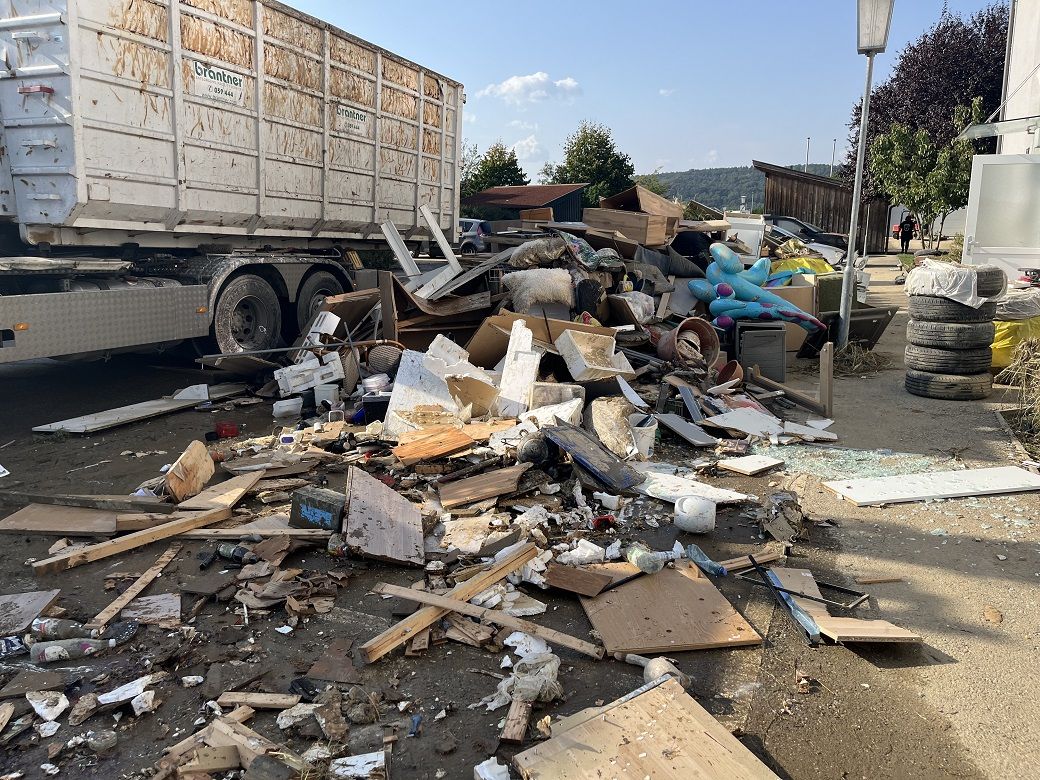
(837, 0, 894, 350)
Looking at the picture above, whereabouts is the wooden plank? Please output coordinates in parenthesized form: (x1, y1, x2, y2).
(580, 562, 761, 654)
(717, 550, 782, 572)
(717, 455, 784, 476)
(179, 745, 241, 774)
(372, 582, 604, 659)
(215, 693, 301, 710)
(307, 638, 361, 684)
(746, 367, 827, 416)
(770, 568, 921, 644)
(823, 466, 1040, 506)
(32, 384, 246, 434)
(0, 492, 172, 513)
(501, 697, 532, 744)
(0, 701, 15, 735)
(180, 528, 330, 540)
(656, 275, 676, 319)
(855, 576, 904, 585)
(178, 472, 264, 511)
(0, 504, 117, 537)
(32, 507, 230, 576)
(165, 441, 215, 503)
(513, 678, 779, 780)
(83, 545, 182, 630)
(116, 511, 199, 532)
(344, 466, 424, 566)
(162, 706, 254, 760)
(544, 564, 614, 598)
(360, 543, 538, 663)
(0, 590, 61, 634)
(820, 341, 834, 417)
(391, 428, 474, 466)
(438, 463, 532, 509)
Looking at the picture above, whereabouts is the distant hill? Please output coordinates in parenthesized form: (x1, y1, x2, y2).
(657, 164, 834, 211)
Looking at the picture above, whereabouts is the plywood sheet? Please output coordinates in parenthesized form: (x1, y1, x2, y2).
(513, 677, 779, 779)
(580, 562, 761, 654)
(823, 466, 1040, 506)
(545, 564, 613, 598)
(438, 463, 532, 509)
(391, 427, 474, 466)
(344, 466, 424, 566)
(770, 568, 921, 644)
(0, 504, 117, 536)
(0, 589, 61, 634)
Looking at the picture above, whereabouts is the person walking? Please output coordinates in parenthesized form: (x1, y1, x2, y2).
(899, 215, 916, 254)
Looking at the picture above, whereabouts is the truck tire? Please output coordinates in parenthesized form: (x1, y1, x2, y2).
(974, 266, 1006, 298)
(906, 320, 994, 349)
(296, 271, 345, 331)
(214, 274, 282, 354)
(904, 369, 992, 401)
(907, 295, 995, 323)
(904, 344, 992, 374)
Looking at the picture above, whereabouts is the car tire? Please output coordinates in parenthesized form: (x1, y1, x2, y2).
(214, 274, 282, 354)
(296, 271, 345, 331)
(904, 369, 992, 401)
(906, 320, 994, 349)
(904, 344, 992, 374)
(974, 266, 1006, 298)
(907, 295, 996, 323)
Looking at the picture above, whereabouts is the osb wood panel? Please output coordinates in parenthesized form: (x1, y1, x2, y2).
(114, 0, 169, 42)
(423, 102, 442, 130)
(331, 69, 375, 108)
(381, 58, 419, 92)
(108, 37, 171, 88)
(382, 87, 418, 121)
(263, 6, 322, 54)
(265, 43, 322, 91)
(181, 15, 253, 68)
(380, 118, 417, 151)
(331, 35, 375, 74)
(182, 0, 253, 29)
(422, 129, 442, 156)
(263, 82, 321, 126)
(422, 74, 443, 100)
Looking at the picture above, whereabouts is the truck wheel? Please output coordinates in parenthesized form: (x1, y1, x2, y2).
(907, 295, 996, 323)
(904, 344, 992, 374)
(904, 369, 992, 401)
(296, 271, 345, 331)
(214, 274, 282, 354)
(906, 320, 994, 349)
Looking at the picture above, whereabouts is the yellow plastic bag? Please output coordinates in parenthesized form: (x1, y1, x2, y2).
(770, 256, 835, 277)
(992, 316, 1040, 368)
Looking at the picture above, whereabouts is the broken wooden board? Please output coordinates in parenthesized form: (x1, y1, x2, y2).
(178, 472, 264, 511)
(0, 504, 118, 537)
(116, 511, 199, 532)
(32, 507, 231, 576)
(0, 492, 172, 513)
(121, 592, 182, 626)
(544, 564, 614, 598)
(306, 638, 361, 684)
(717, 455, 784, 476)
(580, 562, 761, 654)
(770, 568, 921, 644)
(655, 413, 718, 447)
(165, 441, 215, 502)
(438, 463, 532, 509)
(215, 693, 301, 710)
(513, 677, 779, 779)
(823, 466, 1040, 506)
(541, 422, 645, 493)
(32, 384, 246, 434)
(0, 590, 61, 634)
(344, 466, 424, 566)
(84, 545, 181, 630)
(391, 427, 474, 466)
(0, 670, 65, 699)
(717, 550, 782, 572)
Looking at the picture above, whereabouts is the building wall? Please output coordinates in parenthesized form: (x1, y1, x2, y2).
(1000, 0, 1040, 153)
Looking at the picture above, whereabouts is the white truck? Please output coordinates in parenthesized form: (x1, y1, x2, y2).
(0, 0, 463, 361)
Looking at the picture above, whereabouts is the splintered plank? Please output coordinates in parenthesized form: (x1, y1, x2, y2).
(580, 562, 761, 654)
(165, 441, 215, 502)
(392, 428, 474, 466)
(215, 693, 301, 710)
(344, 466, 424, 566)
(0, 504, 117, 537)
(437, 463, 532, 509)
(0, 492, 173, 513)
(770, 568, 921, 644)
(32, 507, 230, 576)
(83, 544, 181, 630)
(513, 678, 779, 779)
(0, 589, 61, 634)
(717, 549, 782, 572)
(544, 564, 614, 598)
(823, 466, 1040, 506)
(177, 472, 264, 511)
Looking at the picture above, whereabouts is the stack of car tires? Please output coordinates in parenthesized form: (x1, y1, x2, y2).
(904, 266, 1005, 401)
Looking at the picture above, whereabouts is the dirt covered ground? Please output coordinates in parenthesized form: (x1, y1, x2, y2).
(0, 256, 1035, 779)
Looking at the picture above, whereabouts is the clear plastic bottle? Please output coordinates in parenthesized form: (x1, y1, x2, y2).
(625, 543, 665, 574)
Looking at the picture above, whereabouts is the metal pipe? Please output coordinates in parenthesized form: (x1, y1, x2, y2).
(830, 138, 837, 177)
(837, 51, 875, 349)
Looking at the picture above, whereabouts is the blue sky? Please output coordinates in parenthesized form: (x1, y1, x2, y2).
(290, 0, 1000, 176)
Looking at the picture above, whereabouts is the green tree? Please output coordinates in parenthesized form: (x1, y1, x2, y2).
(869, 100, 982, 249)
(465, 141, 528, 199)
(633, 169, 669, 196)
(459, 140, 481, 200)
(540, 121, 635, 206)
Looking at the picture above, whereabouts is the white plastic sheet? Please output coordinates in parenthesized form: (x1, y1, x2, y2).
(906, 259, 1007, 308)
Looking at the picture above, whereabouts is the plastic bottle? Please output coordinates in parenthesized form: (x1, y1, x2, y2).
(216, 543, 259, 565)
(30, 617, 102, 641)
(625, 543, 665, 574)
(685, 544, 727, 577)
(29, 637, 118, 663)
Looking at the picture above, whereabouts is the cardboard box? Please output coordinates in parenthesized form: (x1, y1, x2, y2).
(771, 275, 817, 352)
(465, 311, 616, 369)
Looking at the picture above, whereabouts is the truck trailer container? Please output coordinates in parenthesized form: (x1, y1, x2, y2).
(0, 0, 463, 360)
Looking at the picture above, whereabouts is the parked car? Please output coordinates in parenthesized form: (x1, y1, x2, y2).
(766, 225, 847, 267)
(763, 214, 848, 251)
(459, 218, 493, 254)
